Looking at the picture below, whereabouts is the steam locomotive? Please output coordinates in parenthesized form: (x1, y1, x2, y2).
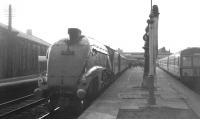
(35, 28, 128, 111)
(158, 47, 200, 91)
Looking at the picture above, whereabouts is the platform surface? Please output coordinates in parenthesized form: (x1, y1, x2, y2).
(78, 67, 200, 119)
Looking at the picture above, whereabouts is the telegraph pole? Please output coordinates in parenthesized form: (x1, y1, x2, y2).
(8, 4, 12, 32)
(7, 4, 13, 77)
(7, 4, 18, 77)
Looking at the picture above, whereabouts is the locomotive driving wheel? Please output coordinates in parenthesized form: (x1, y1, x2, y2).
(90, 77, 99, 99)
(80, 77, 99, 111)
(101, 70, 108, 88)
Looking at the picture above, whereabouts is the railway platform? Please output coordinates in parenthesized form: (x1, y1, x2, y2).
(78, 67, 200, 119)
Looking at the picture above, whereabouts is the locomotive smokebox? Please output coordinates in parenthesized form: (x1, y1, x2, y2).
(68, 28, 82, 42)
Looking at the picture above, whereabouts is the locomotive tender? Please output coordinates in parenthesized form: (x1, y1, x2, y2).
(158, 47, 200, 90)
(36, 28, 128, 110)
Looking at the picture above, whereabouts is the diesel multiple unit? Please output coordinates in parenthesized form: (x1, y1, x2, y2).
(158, 47, 200, 90)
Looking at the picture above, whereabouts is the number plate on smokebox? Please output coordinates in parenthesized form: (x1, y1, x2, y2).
(61, 50, 74, 55)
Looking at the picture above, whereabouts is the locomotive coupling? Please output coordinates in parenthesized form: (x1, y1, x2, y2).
(77, 89, 86, 99)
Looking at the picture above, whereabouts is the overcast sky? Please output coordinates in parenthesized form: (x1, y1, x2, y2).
(0, 0, 200, 53)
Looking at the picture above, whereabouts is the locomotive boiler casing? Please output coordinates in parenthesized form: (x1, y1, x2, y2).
(46, 31, 112, 102)
(47, 38, 90, 98)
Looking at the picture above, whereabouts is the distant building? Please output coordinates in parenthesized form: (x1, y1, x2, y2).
(0, 22, 50, 78)
(123, 46, 171, 60)
(157, 47, 172, 59)
(123, 52, 144, 60)
(117, 48, 123, 54)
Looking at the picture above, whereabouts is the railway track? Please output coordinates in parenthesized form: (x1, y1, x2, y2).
(38, 106, 80, 119)
(0, 94, 79, 119)
(38, 107, 60, 119)
(0, 94, 47, 119)
(0, 94, 34, 109)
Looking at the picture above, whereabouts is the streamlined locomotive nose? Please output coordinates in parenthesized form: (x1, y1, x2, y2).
(47, 35, 90, 93)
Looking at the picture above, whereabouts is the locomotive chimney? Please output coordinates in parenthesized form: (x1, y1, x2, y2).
(68, 28, 81, 43)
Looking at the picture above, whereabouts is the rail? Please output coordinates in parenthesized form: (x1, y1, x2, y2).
(0, 95, 46, 118)
(0, 94, 34, 109)
(38, 107, 60, 119)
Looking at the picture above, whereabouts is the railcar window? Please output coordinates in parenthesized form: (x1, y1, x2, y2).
(175, 57, 179, 66)
(182, 69, 193, 76)
(194, 68, 200, 76)
(182, 56, 192, 67)
(178, 57, 180, 65)
(193, 55, 200, 66)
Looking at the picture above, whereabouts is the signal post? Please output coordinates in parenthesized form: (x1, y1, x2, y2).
(142, 5, 159, 105)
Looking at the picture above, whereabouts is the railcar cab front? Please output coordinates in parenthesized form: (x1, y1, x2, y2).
(180, 48, 200, 88)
